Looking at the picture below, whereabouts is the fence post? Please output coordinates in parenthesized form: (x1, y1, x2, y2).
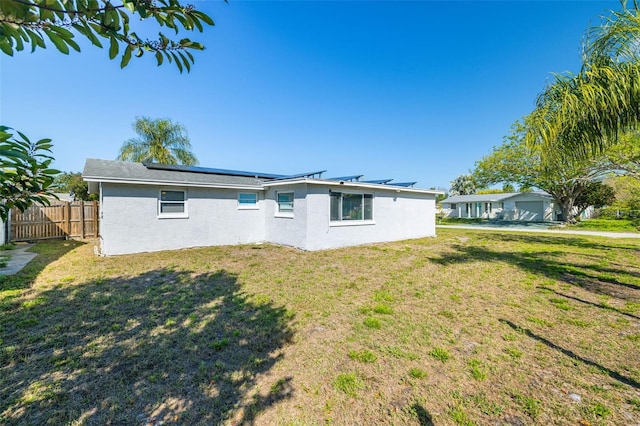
(80, 201, 85, 238)
(65, 201, 71, 236)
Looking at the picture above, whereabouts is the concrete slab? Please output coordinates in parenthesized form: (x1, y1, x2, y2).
(0, 243, 37, 275)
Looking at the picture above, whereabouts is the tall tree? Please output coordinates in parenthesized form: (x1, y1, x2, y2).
(449, 174, 477, 196)
(0, 0, 215, 72)
(117, 116, 198, 165)
(474, 121, 609, 223)
(0, 127, 59, 222)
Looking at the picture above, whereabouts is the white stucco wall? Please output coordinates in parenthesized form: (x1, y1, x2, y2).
(98, 181, 438, 255)
(100, 183, 266, 255)
(304, 185, 437, 251)
(264, 184, 308, 249)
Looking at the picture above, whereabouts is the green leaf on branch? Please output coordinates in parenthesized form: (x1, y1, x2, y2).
(0, 0, 214, 72)
(45, 30, 69, 54)
(109, 36, 118, 59)
(0, 127, 59, 222)
(120, 44, 132, 68)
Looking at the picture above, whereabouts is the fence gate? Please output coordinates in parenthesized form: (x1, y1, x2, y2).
(10, 201, 99, 242)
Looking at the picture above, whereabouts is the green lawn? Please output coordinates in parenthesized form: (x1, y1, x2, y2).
(1, 230, 639, 425)
(571, 218, 640, 233)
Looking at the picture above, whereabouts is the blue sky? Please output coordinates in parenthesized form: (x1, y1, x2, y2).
(0, 0, 616, 190)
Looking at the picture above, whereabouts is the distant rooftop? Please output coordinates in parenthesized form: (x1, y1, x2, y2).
(441, 192, 551, 203)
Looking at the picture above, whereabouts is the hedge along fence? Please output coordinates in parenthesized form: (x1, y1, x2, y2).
(9, 201, 99, 242)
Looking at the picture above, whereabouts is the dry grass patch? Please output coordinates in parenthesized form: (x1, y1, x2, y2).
(1, 229, 639, 424)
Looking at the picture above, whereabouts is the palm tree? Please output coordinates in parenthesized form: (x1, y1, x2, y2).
(117, 117, 198, 165)
(526, 59, 640, 155)
(586, 1, 640, 62)
(526, 3, 640, 156)
(449, 174, 477, 196)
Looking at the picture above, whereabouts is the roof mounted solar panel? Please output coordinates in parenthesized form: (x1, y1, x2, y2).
(274, 170, 327, 180)
(328, 175, 363, 182)
(362, 179, 393, 184)
(391, 182, 417, 187)
(142, 162, 287, 179)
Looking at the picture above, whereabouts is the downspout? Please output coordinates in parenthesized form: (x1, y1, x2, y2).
(96, 182, 104, 256)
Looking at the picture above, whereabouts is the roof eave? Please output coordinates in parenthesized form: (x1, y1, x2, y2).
(262, 178, 443, 195)
(82, 176, 265, 191)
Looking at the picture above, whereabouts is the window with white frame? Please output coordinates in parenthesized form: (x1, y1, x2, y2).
(277, 192, 294, 213)
(330, 191, 373, 221)
(159, 189, 187, 218)
(238, 192, 258, 208)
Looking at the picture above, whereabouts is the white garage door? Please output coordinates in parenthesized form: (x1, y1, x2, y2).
(515, 201, 544, 221)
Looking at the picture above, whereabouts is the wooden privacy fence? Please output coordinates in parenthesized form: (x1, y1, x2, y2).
(10, 201, 99, 242)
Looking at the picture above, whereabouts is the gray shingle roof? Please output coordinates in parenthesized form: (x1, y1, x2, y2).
(83, 159, 267, 188)
(441, 192, 552, 204)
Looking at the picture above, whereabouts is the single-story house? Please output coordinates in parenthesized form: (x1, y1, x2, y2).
(440, 192, 562, 222)
(83, 159, 441, 255)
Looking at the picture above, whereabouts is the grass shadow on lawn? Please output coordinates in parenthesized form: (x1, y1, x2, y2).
(431, 236, 640, 302)
(480, 232, 640, 254)
(500, 319, 640, 389)
(1, 267, 295, 424)
(538, 286, 640, 321)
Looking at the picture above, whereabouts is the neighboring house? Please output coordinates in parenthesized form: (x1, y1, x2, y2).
(440, 192, 562, 222)
(83, 159, 441, 255)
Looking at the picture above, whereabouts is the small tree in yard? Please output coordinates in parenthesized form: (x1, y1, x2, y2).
(0, 127, 59, 222)
(574, 181, 616, 219)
